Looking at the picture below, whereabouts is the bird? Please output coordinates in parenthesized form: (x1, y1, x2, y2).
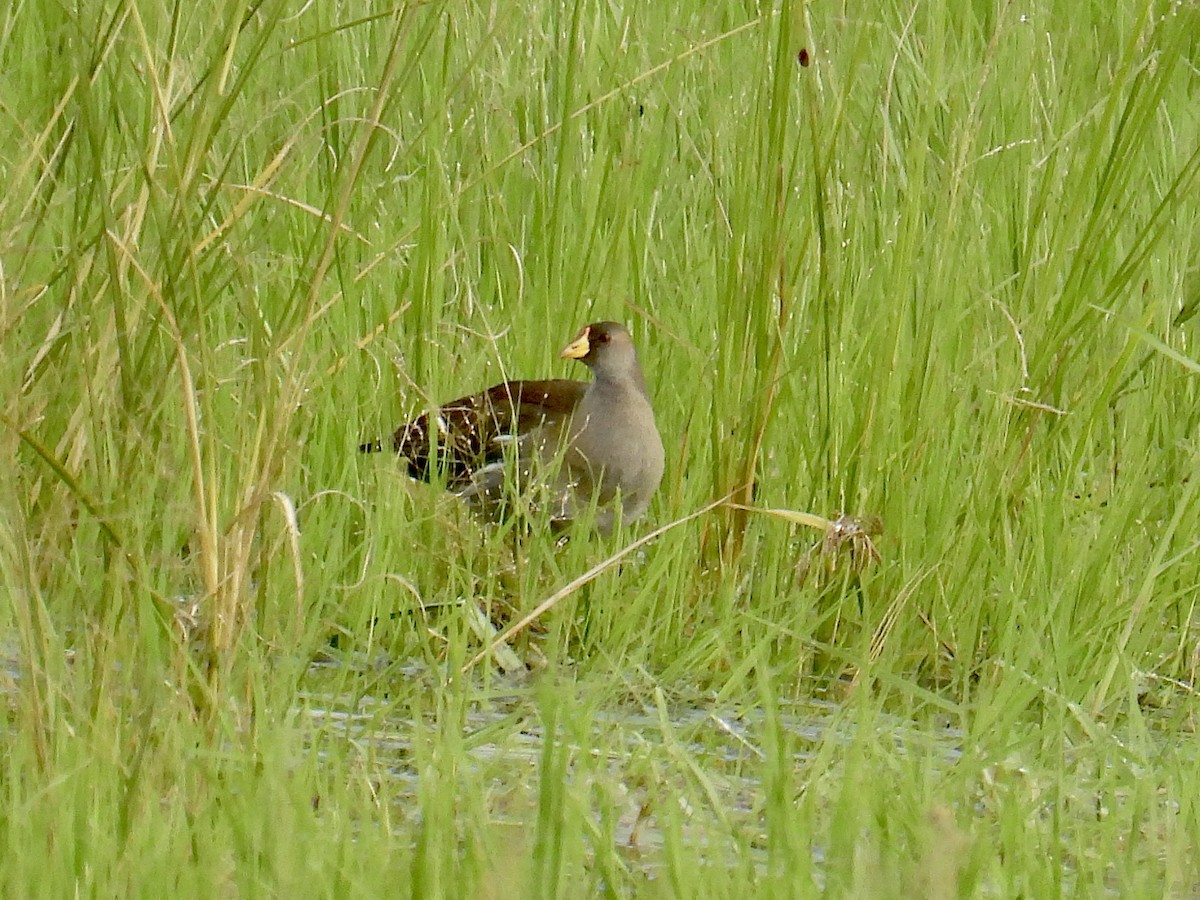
(361, 322, 665, 533)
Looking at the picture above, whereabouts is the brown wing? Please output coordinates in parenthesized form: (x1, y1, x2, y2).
(380, 379, 587, 488)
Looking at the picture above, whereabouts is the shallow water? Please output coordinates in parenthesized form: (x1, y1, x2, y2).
(300, 655, 967, 882)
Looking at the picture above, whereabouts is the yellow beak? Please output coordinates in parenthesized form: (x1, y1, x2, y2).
(559, 327, 591, 360)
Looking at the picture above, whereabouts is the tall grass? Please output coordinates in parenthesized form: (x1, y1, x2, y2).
(2, 0, 1199, 895)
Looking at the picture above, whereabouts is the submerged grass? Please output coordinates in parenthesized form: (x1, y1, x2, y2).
(3, 0, 1200, 895)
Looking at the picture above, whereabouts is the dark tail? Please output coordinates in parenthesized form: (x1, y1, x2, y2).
(359, 439, 384, 453)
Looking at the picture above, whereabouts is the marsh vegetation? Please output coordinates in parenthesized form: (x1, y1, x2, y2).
(2, 0, 1199, 895)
